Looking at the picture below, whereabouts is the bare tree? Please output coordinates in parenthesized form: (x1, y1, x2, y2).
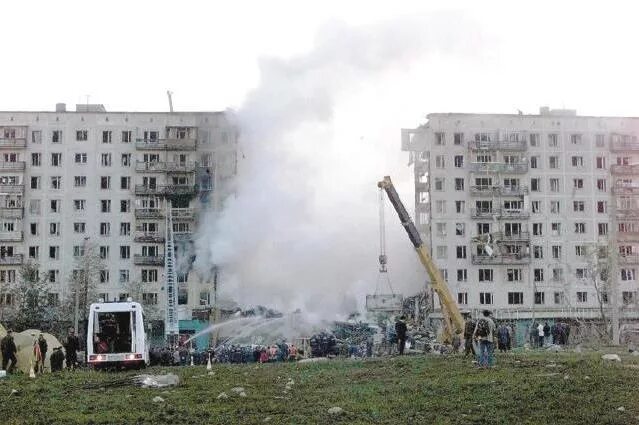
(62, 240, 104, 331)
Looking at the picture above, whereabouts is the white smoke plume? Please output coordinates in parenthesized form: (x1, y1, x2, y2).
(195, 14, 483, 319)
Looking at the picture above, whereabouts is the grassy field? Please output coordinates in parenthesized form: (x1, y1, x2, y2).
(0, 351, 638, 424)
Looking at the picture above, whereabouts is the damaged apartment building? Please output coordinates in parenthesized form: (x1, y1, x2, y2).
(0, 103, 238, 343)
(402, 107, 639, 340)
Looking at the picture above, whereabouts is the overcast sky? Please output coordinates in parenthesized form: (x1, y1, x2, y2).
(3, 1, 638, 119)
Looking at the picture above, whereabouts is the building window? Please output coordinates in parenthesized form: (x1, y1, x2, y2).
(574, 223, 586, 234)
(554, 291, 565, 305)
(551, 223, 561, 236)
(73, 222, 86, 233)
(100, 176, 111, 189)
(434, 178, 444, 191)
(533, 246, 543, 259)
(479, 269, 493, 282)
(50, 200, 60, 213)
(143, 293, 158, 305)
(100, 153, 112, 166)
(120, 222, 130, 236)
(530, 156, 538, 169)
(119, 269, 130, 283)
(598, 223, 608, 236)
(534, 268, 544, 282)
(548, 134, 558, 147)
(76, 130, 88, 141)
(99, 246, 109, 259)
(534, 292, 545, 305)
(47, 270, 59, 284)
(31, 153, 41, 166)
(28, 246, 39, 259)
(531, 200, 540, 214)
(52, 130, 62, 144)
(101, 200, 111, 213)
(436, 246, 447, 259)
(571, 156, 584, 167)
(597, 179, 607, 192)
(573, 179, 584, 189)
(479, 292, 493, 305)
(121, 131, 132, 143)
(533, 223, 543, 236)
(31, 130, 42, 144)
(453, 133, 463, 145)
(30, 176, 40, 190)
(73, 199, 86, 211)
(102, 131, 112, 144)
(596, 157, 606, 169)
(74, 176, 86, 187)
(75, 153, 87, 164)
(457, 292, 468, 305)
(120, 246, 130, 259)
(550, 178, 560, 192)
(435, 132, 445, 145)
(457, 269, 467, 282)
(120, 200, 130, 213)
(49, 246, 59, 260)
(100, 222, 111, 236)
(456, 246, 467, 259)
(573, 201, 585, 212)
(577, 291, 588, 303)
(454, 155, 464, 168)
(530, 178, 541, 192)
(621, 269, 636, 281)
(100, 270, 110, 283)
(454, 178, 464, 191)
(435, 155, 445, 168)
(595, 134, 605, 147)
(120, 177, 130, 190)
(550, 201, 560, 214)
(455, 201, 465, 214)
(549, 156, 559, 169)
(49, 222, 60, 235)
(597, 201, 607, 214)
(507, 268, 522, 282)
(121, 154, 131, 167)
(576, 268, 588, 279)
(622, 291, 637, 306)
(142, 269, 158, 283)
(570, 134, 582, 145)
(552, 245, 562, 259)
(435, 223, 446, 237)
(455, 223, 465, 236)
(529, 133, 539, 146)
(552, 268, 563, 282)
(50, 176, 62, 189)
(73, 245, 85, 257)
(508, 292, 524, 305)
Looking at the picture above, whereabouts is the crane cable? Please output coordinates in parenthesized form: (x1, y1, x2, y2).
(375, 188, 395, 296)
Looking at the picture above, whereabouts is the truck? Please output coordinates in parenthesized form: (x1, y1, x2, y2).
(86, 300, 149, 369)
(378, 176, 464, 343)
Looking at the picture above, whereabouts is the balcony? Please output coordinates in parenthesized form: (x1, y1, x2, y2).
(470, 162, 529, 174)
(135, 161, 167, 173)
(470, 185, 528, 197)
(0, 161, 25, 171)
(470, 208, 529, 220)
(471, 254, 531, 265)
(0, 231, 23, 242)
(0, 254, 23, 265)
(0, 207, 23, 219)
(172, 208, 195, 220)
(0, 139, 26, 149)
(164, 184, 197, 196)
(174, 232, 193, 242)
(134, 208, 164, 219)
(468, 139, 527, 151)
(0, 184, 24, 194)
(134, 231, 165, 243)
(617, 232, 639, 242)
(611, 140, 639, 152)
(617, 209, 639, 220)
(135, 185, 163, 196)
(493, 231, 531, 242)
(619, 253, 639, 265)
(135, 138, 197, 151)
(134, 255, 165, 266)
(166, 162, 196, 173)
(613, 183, 639, 195)
(611, 164, 639, 175)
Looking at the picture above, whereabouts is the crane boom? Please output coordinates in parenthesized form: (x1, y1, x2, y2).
(377, 175, 464, 343)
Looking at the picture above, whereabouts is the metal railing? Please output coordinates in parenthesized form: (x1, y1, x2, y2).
(0, 139, 26, 148)
(611, 141, 639, 152)
(617, 209, 639, 219)
(171, 208, 195, 220)
(470, 162, 529, 173)
(134, 208, 164, 219)
(135, 161, 197, 173)
(468, 140, 527, 151)
(617, 232, 639, 242)
(135, 138, 197, 151)
(0, 184, 24, 194)
(470, 208, 497, 219)
(613, 184, 639, 195)
(133, 254, 165, 266)
(618, 253, 639, 264)
(134, 231, 166, 243)
(471, 254, 531, 265)
(0, 231, 23, 242)
(492, 231, 531, 242)
(470, 208, 529, 219)
(470, 185, 528, 196)
(0, 161, 25, 171)
(135, 184, 197, 196)
(0, 208, 23, 219)
(0, 254, 23, 265)
(611, 164, 639, 175)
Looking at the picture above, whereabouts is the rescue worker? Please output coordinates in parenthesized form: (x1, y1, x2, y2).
(1, 329, 17, 373)
(463, 314, 477, 357)
(395, 316, 408, 355)
(64, 327, 80, 369)
(50, 347, 65, 372)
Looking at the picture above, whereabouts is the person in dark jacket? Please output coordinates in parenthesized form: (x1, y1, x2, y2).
(64, 328, 80, 369)
(463, 315, 477, 357)
(35, 333, 48, 374)
(395, 316, 408, 355)
(543, 322, 551, 345)
(50, 347, 65, 372)
(1, 329, 17, 373)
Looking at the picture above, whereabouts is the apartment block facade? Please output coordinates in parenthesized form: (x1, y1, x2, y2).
(402, 107, 639, 324)
(0, 104, 238, 337)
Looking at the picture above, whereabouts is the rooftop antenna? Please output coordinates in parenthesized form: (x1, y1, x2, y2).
(167, 90, 174, 113)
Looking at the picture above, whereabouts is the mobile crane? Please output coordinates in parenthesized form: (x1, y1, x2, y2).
(377, 176, 464, 343)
